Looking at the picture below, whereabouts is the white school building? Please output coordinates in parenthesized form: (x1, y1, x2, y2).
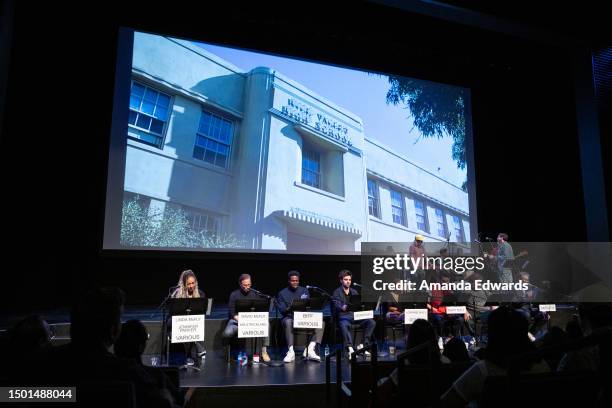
(122, 32, 470, 253)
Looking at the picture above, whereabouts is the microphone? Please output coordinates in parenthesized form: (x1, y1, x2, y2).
(352, 282, 363, 288)
(306, 285, 322, 290)
(251, 288, 271, 299)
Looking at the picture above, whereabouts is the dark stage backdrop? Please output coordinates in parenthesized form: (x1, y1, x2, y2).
(1, 2, 599, 313)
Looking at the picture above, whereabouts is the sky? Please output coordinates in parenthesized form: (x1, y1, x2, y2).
(192, 41, 468, 188)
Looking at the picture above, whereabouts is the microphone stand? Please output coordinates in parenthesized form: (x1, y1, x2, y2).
(251, 289, 284, 366)
(156, 286, 177, 366)
(472, 295, 479, 347)
(251, 288, 272, 300)
(307, 286, 335, 356)
(308, 286, 333, 300)
(477, 235, 496, 283)
(153, 286, 178, 319)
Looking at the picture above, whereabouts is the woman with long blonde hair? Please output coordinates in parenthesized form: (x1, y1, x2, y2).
(170, 269, 206, 362)
(171, 269, 204, 299)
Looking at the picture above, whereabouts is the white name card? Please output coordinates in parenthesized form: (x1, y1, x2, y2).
(293, 311, 323, 329)
(405, 309, 428, 324)
(539, 304, 557, 312)
(354, 310, 374, 320)
(238, 312, 269, 338)
(446, 306, 467, 315)
(171, 314, 205, 343)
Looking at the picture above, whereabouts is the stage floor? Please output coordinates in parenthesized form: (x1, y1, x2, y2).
(172, 349, 352, 388)
(168, 349, 402, 407)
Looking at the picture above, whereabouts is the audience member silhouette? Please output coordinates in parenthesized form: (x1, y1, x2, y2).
(534, 325, 567, 371)
(2, 315, 52, 377)
(115, 319, 184, 406)
(31, 287, 178, 408)
(442, 336, 471, 363)
(440, 306, 548, 407)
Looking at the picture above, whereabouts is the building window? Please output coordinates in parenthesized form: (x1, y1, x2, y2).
(390, 189, 406, 226)
(452, 215, 465, 242)
(193, 110, 233, 169)
(128, 81, 171, 148)
(414, 199, 428, 232)
(434, 208, 447, 238)
(184, 207, 221, 237)
(302, 149, 321, 188)
(367, 179, 380, 218)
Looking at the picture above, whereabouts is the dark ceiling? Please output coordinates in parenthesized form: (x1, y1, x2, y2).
(435, 0, 612, 46)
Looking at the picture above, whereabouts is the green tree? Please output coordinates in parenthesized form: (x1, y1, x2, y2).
(120, 196, 247, 249)
(386, 76, 467, 180)
(194, 231, 248, 249)
(120, 197, 197, 247)
(120, 198, 156, 246)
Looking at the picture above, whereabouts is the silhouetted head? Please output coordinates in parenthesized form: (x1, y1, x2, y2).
(8, 315, 52, 357)
(486, 305, 536, 369)
(70, 287, 125, 349)
(407, 319, 439, 364)
(114, 319, 148, 361)
(443, 337, 470, 363)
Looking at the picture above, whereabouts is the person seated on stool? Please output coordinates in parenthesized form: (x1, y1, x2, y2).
(170, 269, 206, 362)
(222, 273, 271, 362)
(427, 271, 468, 338)
(382, 274, 407, 323)
(277, 270, 324, 363)
(332, 269, 376, 359)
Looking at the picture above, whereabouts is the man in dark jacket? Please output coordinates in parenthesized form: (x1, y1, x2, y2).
(277, 270, 324, 362)
(223, 273, 271, 362)
(332, 269, 376, 359)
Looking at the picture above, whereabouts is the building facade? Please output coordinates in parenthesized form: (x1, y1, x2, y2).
(121, 32, 470, 253)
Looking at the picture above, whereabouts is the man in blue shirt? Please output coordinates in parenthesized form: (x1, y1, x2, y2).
(277, 271, 324, 362)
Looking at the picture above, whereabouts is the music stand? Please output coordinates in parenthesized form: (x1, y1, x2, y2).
(235, 298, 271, 313)
(290, 297, 325, 312)
(349, 294, 379, 315)
(347, 294, 369, 312)
(289, 298, 326, 360)
(167, 298, 207, 316)
(165, 298, 206, 369)
(347, 294, 377, 351)
(401, 291, 429, 308)
(442, 292, 465, 306)
(396, 291, 428, 343)
(235, 298, 271, 361)
(484, 293, 507, 307)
